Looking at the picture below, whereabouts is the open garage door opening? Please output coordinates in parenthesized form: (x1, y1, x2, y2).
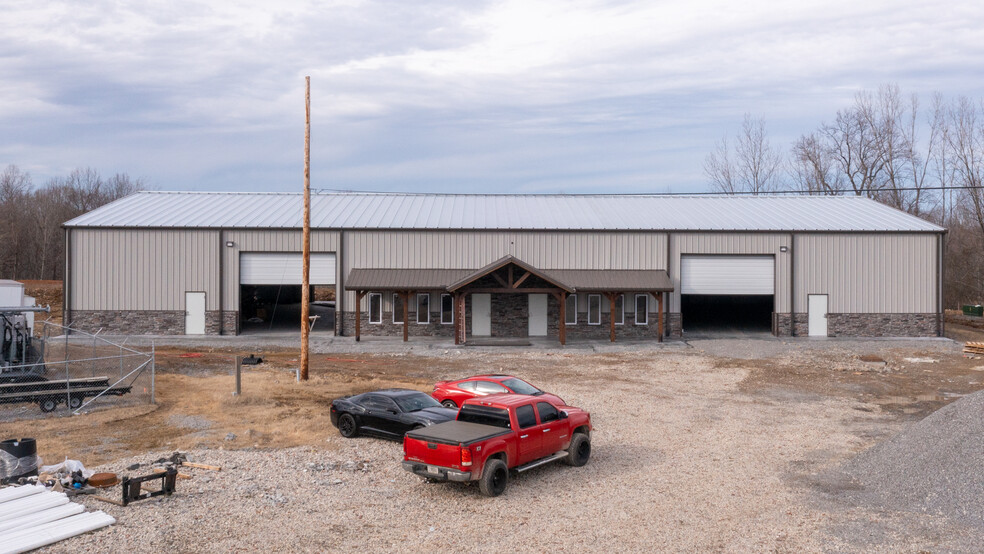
(681, 294, 773, 334)
(680, 255, 775, 337)
(239, 253, 336, 335)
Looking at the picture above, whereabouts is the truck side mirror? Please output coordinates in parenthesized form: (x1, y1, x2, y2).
(559, 411, 568, 420)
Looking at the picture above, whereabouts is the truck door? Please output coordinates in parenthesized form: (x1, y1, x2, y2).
(514, 403, 542, 465)
(536, 401, 564, 456)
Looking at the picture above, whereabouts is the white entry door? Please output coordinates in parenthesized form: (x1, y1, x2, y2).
(808, 294, 828, 337)
(185, 292, 206, 335)
(528, 294, 548, 336)
(472, 294, 491, 336)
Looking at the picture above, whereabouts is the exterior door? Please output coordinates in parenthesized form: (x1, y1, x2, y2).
(185, 292, 206, 335)
(808, 294, 828, 337)
(514, 403, 543, 465)
(472, 294, 491, 336)
(528, 294, 548, 336)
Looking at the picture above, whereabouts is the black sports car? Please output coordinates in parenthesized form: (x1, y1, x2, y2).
(330, 389, 458, 441)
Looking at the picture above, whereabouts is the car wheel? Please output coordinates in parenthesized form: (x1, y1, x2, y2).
(441, 400, 457, 409)
(338, 414, 359, 438)
(564, 433, 590, 467)
(479, 458, 508, 497)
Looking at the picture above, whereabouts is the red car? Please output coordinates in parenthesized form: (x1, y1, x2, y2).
(432, 375, 564, 409)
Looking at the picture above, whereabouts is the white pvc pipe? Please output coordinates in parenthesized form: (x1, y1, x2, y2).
(0, 511, 115, 554)
(0, 491, 68, 519)
(0, 502, 84, 533)
(0, 484, 45, 504)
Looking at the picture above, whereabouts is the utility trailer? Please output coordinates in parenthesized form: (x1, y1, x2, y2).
(0, 376, 132, 412)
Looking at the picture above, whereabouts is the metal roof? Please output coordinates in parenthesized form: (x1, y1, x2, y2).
(345, 269, 472, 291)
(546, 270, 673, 292)
(64, 191, 945, 232)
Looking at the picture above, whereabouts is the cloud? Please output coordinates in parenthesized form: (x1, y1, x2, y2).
(1, 0, 983, 192)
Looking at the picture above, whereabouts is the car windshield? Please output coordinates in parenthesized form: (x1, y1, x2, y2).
(501, 378, 542, 396)
(393, 393, 441, 412)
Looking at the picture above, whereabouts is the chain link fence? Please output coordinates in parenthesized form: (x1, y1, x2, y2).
(0, 321, 155, 420)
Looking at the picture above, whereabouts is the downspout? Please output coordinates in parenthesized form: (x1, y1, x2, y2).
(939, 231, 946, 337)
(218, 229, 224, 335)
(337, 229, 345, 336)
(665, 232, 671, 338)
(789, 232, 795, 337)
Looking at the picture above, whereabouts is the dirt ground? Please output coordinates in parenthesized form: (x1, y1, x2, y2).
(4, 296, 984, 550)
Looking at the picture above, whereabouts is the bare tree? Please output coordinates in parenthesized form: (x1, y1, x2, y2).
(705, 114, 785, 194)
(946, 96, 984, 239)
(0, 166, 32, 278)
(791, 132, 841, 195)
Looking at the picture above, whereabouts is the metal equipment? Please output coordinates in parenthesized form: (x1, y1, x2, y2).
(0, 306, 49, 384)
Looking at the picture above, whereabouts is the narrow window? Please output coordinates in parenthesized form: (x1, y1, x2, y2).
(441, 294, 454, 324)
(393, 293, 405, 324)
(416, 293, 430, 324)
(588, 294, 601, 325)
(613, 294, 624, 325)
(635, 294, 649, 325)
(368, 293, 382, 324)
(516, 405, 537, 429)
(565, 294, 577, 325)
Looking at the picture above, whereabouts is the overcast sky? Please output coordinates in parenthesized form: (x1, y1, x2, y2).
(3, 0, 984, 194)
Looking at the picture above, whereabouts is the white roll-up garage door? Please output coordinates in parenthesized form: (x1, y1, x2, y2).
(240, 253, 336, 285)
(681, 255, 774, 295)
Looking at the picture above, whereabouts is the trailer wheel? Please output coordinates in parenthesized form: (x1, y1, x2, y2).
(69, 396, 83, 410)
(479, 458, 508, 497)
(39, 398, 58, 413)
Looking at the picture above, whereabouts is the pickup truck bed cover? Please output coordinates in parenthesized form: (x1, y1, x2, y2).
(405, 421, 510, 446)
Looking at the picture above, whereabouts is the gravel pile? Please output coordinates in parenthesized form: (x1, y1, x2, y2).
(841, 389, 984, 530)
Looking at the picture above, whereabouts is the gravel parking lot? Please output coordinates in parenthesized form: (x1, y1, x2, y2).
(16, 335, 980, 553)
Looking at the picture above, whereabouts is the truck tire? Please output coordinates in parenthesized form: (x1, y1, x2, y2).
(478, 458, 508, 497)
(564, 433, 590, 467)
(338, 414, 359, 438)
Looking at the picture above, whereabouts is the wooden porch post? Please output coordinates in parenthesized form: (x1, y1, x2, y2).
(656, 291, 664, 343)
(401, 291, 410, 342)
(457, 292, 468, 344)
(558, 292, 567, 346)
(355, 290, 366, 342)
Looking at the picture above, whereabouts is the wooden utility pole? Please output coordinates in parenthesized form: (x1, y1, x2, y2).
(301, 76, 311, 381)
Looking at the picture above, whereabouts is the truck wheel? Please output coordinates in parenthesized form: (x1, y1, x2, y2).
(69, 396, 83, 410)
(39, 398, 58, 413)
(479, 458, 508, 497)
(565, 433, 590, 467)
(338, 414, 359, 438)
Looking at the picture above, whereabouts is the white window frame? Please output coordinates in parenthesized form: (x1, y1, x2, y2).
(416, 293, 430, 324)
(392, 293, 405, 325)
(587, 294, 601, 325)
(565, 294, 577, 325)
(368, 293, 382, 324)
(613, 294, 624, 326)
(441, 293, 454, 325)
(635, 294, 649, 325)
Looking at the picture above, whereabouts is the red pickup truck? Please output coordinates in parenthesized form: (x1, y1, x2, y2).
(402, 394, 592, 496)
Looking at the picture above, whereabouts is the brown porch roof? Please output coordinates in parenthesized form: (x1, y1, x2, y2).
(345, 268, 471, 291)
(545, 269, 673, 292)
(446, 256, 575, 293)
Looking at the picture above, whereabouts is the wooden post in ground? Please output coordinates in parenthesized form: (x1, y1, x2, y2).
(300, 76, 311, 381)
(355, 290, 366, 341)
(401, 291, 409, 342)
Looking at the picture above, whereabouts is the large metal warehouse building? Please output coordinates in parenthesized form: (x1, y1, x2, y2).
(62, 192, 945, 342)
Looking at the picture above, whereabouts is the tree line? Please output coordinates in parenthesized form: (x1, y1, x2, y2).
(0, 166, 143, 281)
(705, 85, 984, 308)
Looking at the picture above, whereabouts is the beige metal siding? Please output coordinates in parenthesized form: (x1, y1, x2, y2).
(794, 234, 937, 313)
(70, 229, 220, 310)
(670, 233, 791, 312)
(342, 231, 668, 309)
(222, 230, 339, 311)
